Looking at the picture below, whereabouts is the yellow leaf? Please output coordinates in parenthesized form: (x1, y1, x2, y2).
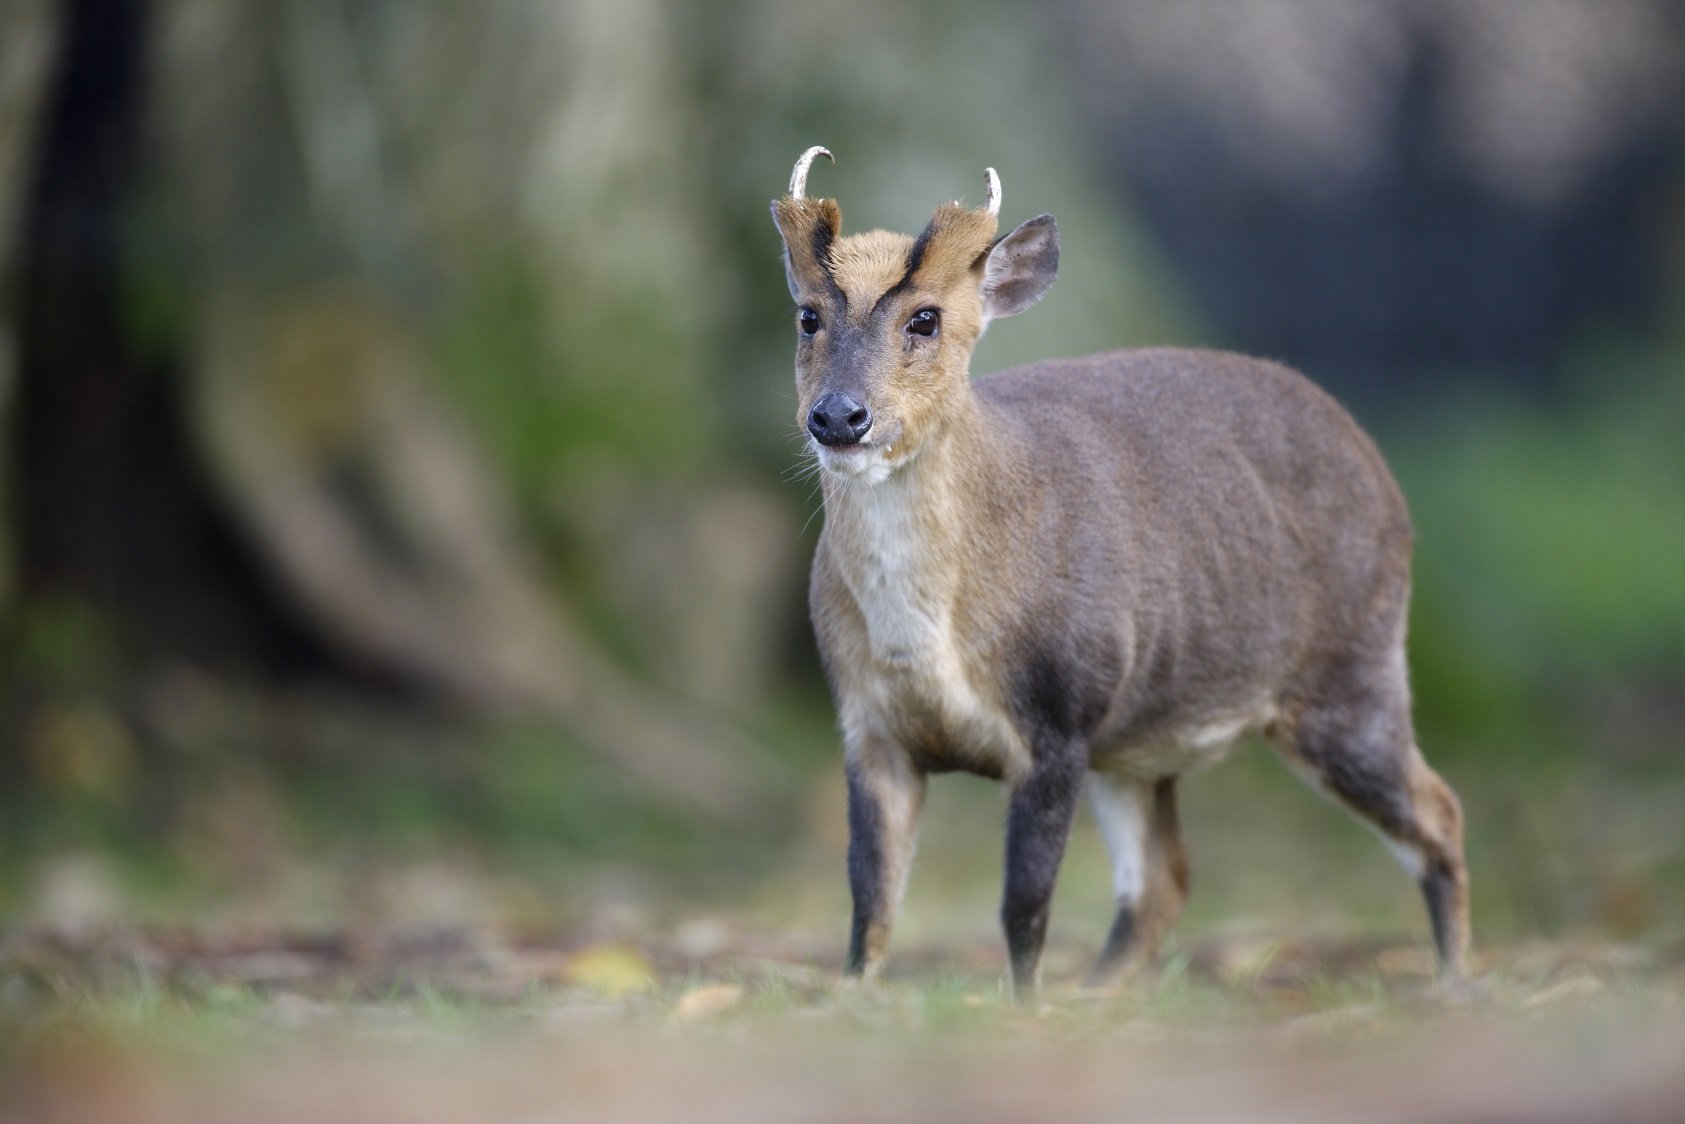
(564, 945, 655, 997)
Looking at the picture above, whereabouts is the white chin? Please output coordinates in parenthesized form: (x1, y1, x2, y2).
(818, 444, 895, 485)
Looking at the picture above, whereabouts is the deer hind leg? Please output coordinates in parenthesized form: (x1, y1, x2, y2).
(1085, 775, 1190, 987)
(1274, 663, 1470, 980)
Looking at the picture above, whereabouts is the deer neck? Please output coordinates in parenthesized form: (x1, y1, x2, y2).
(821, 388, 1025, 642)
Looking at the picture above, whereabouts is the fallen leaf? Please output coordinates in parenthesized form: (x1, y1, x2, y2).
(673, 984, 744, 1021)
(564, 945, 654, 998)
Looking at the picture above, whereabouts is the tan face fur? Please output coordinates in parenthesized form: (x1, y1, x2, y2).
(774, 192, 1056, 485)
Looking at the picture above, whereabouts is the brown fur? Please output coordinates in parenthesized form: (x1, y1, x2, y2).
(774, 170, 1471, 998)
(827, 231, 913, 299)
(772, 197, 843, 288)
(1141, 780, 1191, 953)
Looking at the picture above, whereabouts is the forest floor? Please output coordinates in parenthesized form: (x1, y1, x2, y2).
(2, 921, 1683, 1123)
(4, 738, 1681, 1122)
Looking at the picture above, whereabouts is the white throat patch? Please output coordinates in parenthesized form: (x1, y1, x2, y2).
(817, 441, 898, 486)
(830, 467, 1030, 779)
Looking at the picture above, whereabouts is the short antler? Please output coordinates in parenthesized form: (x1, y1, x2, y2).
(789, 146, 834, 199)
(983, 167, 1002, 216)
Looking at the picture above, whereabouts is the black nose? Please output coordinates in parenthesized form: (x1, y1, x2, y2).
(808, 391, 873, 447)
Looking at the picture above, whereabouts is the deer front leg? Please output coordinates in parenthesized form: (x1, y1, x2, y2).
(843, 744, 926, 980)
(1001, 749, 1085, 1002)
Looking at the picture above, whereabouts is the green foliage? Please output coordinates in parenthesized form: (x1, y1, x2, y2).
(1393, 346, 1685, 749)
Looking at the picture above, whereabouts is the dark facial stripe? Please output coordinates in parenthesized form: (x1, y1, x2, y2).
(873, 215, 938, 312)
(810, 216, 847, 307)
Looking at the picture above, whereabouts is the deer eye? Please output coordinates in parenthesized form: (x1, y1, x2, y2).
(906, 308, 939, 337)
(798, 307, 820, 334)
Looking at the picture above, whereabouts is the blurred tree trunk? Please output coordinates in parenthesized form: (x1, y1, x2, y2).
(7, 0, 336, 694)
(3, 0, 777, 819)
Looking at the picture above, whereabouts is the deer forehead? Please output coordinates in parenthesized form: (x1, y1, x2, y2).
(823, 213, 995, 316)
(826, 231, 918, 308)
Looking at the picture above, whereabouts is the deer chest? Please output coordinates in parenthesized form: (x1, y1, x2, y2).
(837, 541, 1030, 779)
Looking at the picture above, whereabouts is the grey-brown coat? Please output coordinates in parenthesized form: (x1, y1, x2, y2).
(773, 148, 1469, 1000)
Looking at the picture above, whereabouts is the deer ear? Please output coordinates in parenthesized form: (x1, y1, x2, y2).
(771, 201, 802, 301)
(780, 243, 801, 302)
(980, 214, 1059, 322)
(772, 197, 842, 303)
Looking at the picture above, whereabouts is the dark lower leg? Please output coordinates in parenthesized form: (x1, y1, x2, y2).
(1088, 904, 1139, 985)
(1293, 730, 1471, 980)
(1409, 756, 1470, 976)
(1001, 753, 1084, 1002)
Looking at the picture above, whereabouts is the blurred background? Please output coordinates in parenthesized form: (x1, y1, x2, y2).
(0, 0, 1682, 963)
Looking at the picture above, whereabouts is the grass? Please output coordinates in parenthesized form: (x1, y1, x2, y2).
(1, 932, 1667, 1040)
(4, 925, 1682, 1123)
(4, 724, 1683, 1120)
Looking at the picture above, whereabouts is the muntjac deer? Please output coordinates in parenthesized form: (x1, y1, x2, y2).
(772, 147, 1469, 1001)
